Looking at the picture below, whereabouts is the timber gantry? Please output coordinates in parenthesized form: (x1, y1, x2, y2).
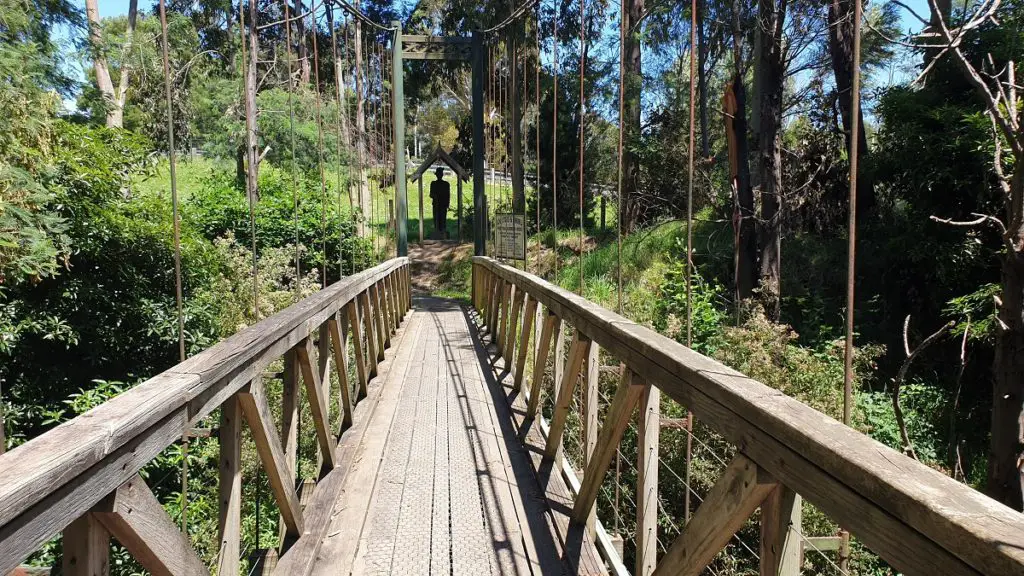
(1, 257, 1024, 575)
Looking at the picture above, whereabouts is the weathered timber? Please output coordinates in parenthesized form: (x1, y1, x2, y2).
(572, 368, 644, 525)
(652, 455, 776, 576)
(760, 486, 801, 576)
(526, 310, 560, 419)
(328, 313, 353, 429)
(346, 301, 369, 398)
(62, 513, 109, 576)
(544, 332, 592, 460)
(296, 339, 339, 470)
(636, 381, 659, 576)
(514, 296, 539, 396)
(475, 256, 1021, 576)
(238, 379, 304, 535)
(94, 475, 209, 576)
(218, 395, 242, 576)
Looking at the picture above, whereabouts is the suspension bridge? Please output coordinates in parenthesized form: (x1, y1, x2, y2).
(2, 0, 1024, 575)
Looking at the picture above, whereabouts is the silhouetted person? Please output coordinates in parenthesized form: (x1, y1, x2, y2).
(429, 167, 450, 238)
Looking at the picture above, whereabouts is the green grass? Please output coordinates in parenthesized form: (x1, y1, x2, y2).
(132, 156, 231, 200)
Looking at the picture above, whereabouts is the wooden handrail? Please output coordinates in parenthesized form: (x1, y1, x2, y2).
(0, 257, 411, 574)
(473, 256, 1024, 576)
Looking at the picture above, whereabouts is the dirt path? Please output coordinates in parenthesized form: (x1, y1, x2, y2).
(408, 241, 472, 294)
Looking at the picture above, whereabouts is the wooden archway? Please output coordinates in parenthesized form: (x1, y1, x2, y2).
(409, 144, 471, 244)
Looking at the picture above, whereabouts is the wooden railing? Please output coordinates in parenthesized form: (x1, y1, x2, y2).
(0, 257, 411, 576)
(472, 256, 1024, 576)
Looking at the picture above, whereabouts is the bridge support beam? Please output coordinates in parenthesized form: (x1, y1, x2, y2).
(472, 31, 486, 256)
(392, 22, 408, 257)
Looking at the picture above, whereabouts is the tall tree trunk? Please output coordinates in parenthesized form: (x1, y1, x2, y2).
(697, 0, 709, 158)
(727, 2, 757, 303)
(755, 0, 786, 320)
(242, 0, 260, 203)
(827, 0, 874, 213)
(84, 0, 117, 127)
(330, 11, 359, 224)
(621, 0, 643, 232)
(296, 0, 311, 85)
(354, 16, 370, 236)
(989, 169, 1024, 510)
(110, 0, 139, 129)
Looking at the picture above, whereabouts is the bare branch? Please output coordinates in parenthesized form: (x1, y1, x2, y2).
(893, 317, 955, 460)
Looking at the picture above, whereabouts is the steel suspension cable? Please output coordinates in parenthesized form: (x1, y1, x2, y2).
(158, 0, 188, 536)
(328, 4, 347, 278)
(616, 0, 624, 315)
(311, 4, 329, 288)
(840, 0, 864, 568)
(283, 0, 301, 293)
(684, 0, 699, 526)
(535, 0, 541, 243)
(480, 0, 541, 35)
(237, 0, 263, 551)
(551, 0, 559, 281)
(578, 0, 586, 296)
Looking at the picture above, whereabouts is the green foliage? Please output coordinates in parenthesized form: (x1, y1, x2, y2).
(655, 239, 729, 355)
(187, 164, 373, 281)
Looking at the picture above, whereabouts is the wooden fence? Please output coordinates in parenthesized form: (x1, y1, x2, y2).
(0, 258, 411, 576)
(472, 256, 1024, 576)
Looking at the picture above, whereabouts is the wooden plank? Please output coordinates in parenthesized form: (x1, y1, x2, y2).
(346, 301, 369, 398)
(371, 282, 388, 354)
(379, 277, 394, 343)
(499, 282, 512, 358)
(0, 408, 188, 574)
(0, 259, 408, 572)
(581, 342, 600, 532)
(527, 311, 560, 419)
(94, 475, 209, 576)
(328, 313, 353, 430)
(803, 536, 841, 552)
(760, 486, 801, 576)
(218, 396, 242, 576)
(279, 348, 299, 543)
(237, 379, 304, 536)
(275, 296, 419, 576)
(572, 367, 644, 525)
(513, 296, 538, 396)
(500, 366, 608, 574)
(0, 371, 196, 531)
(652, 454, 776, 576)
(636, 382, 659, 576)
(544, 333, 591, 460)
(62, 514, 109, 576)
(385, 273, 397, 332)
(296, 339, 339, 470)
(359, 290, 379, 377)
(505, 287, 525, 366)
(474, 257, 1016, 576)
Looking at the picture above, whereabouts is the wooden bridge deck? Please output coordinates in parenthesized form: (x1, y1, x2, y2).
(309, 296, 602, 576)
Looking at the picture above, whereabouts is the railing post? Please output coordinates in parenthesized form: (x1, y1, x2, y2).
(544, 332, 592, 460)
(372, 281, 388, 355)
(505, 287, 525, 365)
(360, 290, 379, 377)
(62, 513, 110, 576)
(513, 295, 538, 396)
(760, 487, 802, 576)
(581, 342, 600, 533)
(527, 310, 560, 418)
(280, 347, 300, 542)
(636, 380, 659, 576)
(347, 301, 370, 398)
(218, 395, 242, 576)
(328, 312, 353, 430)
